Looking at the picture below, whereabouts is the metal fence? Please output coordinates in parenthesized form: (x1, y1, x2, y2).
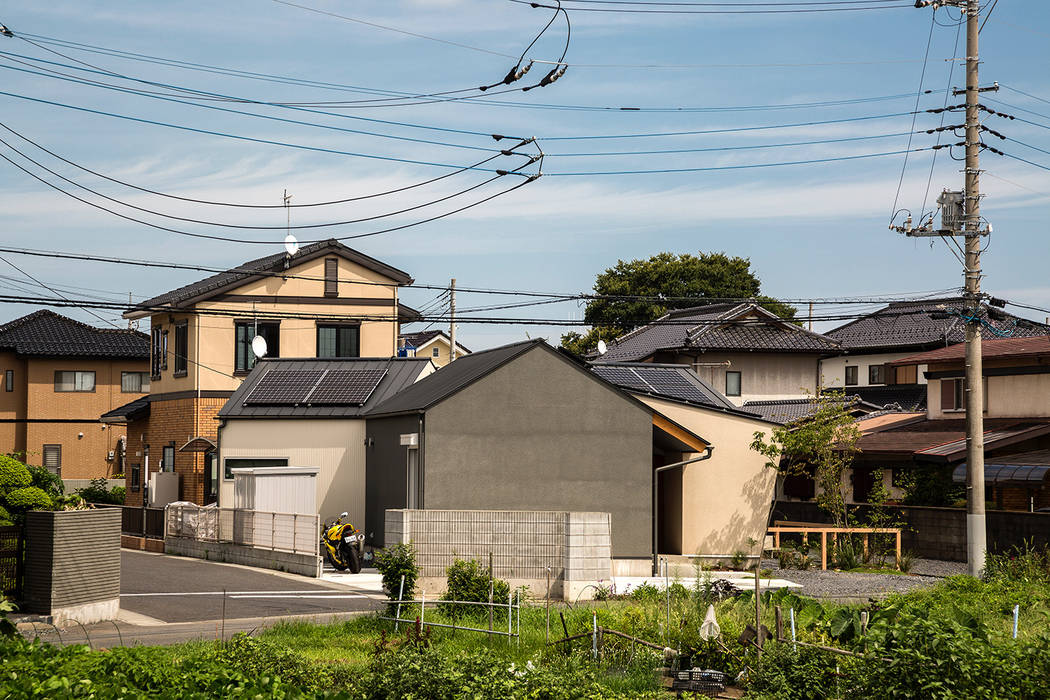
(165, 504, 319, 556)
(0, 525, 22, 600)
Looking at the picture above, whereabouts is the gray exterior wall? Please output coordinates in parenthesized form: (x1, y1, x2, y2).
(422, 346, 654, 558)
(366, 413, 422, 546)
(23, 508, 121, 616)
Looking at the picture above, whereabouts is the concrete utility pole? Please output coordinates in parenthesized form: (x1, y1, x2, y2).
(909, 0, 989, 577)
(449, 278, 457, 362)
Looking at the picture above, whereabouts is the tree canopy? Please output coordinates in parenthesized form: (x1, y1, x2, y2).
(560, 252, 797, 355)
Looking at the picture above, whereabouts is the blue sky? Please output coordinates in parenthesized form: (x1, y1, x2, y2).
(0, 1, 1048, 349)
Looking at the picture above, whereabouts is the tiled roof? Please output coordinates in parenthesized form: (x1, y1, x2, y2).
(826, 298, 1050, 351)
(594, 303, 839, 363)
(131, 239, 413, 311)
(219, 357, 433, 418)
(890, 334, 1050, 366)
(399, 330, 470, 353)
(589, 362, 766, 420)
(741, 396, 880, 425)
(0, 310, 149, 359)
(821, 384, 927, 412)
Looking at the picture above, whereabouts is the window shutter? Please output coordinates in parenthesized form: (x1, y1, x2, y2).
(884, 364, 896, 386)
(324, 258, 338, 297)
(940, 379, 955, 410)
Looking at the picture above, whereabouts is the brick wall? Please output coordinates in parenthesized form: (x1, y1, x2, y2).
(771, 500, 1050, 562)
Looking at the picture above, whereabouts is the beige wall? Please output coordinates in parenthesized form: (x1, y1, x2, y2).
(639, 396, 776, 556)
(218, 418, 366, 526)
(149, 256, 402, 394)
(821, 352, 929, 389)
(669, 352, 820, 407)
(927, 372, 1050, 420)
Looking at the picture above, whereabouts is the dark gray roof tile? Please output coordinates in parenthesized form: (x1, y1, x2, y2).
(0, 310, 149, 359)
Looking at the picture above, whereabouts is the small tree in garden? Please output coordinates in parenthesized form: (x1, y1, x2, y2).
(0, 455, 52, 524)
(374, 542, 419, 613)
(750, 392, 862, 527)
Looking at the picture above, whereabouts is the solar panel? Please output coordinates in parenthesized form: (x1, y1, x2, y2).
(593, 366, 652, 392)
(305, 368, 387, 405)
(632, 367, 714, 405)
(244, 369, 325, 406)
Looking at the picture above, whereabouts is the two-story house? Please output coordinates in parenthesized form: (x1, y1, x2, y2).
(0, 310, 149, 487)
(820, 298, 1049, 412)
(398, 330, 470, 368)
(593, 302, 841, 407)
(113, 239, 416, 506)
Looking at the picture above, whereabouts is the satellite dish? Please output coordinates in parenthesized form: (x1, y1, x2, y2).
(596, 339, 608, 355)
(251, 335, 268, 359)
(284, 233, 299, 256)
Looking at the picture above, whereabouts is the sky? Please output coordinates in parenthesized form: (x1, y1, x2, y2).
(0, 0, 1048, 350)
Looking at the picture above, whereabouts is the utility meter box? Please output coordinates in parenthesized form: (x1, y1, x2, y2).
(231, 466, 319, 515)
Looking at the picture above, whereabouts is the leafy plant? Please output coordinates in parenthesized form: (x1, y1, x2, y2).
(25, 463, 63, 499)
(374, 542, 419, 613)
(729, 550, 748, 570)
(440, 558, 510, 619)
(984, 541, 1050, 585)
(76, 477, 125, 505)
(4, 485, 51, 511)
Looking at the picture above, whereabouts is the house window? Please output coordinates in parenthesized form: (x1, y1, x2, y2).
(121, 372, 151, 393)
(324, 258, 338, 297)
(151, 328, 163, 378)
(725, 371, 742, 397)
(939, 377, 985, 412)
(235, 321, 280, 372)
(4, 370, 12, 392)
(130, 463, 141, 491)
(224, 457, 288, 480)
(894, 364, 918, 385)
(42, 444, 61, 476)
(162, 444, 175, 473)
(432, 347, 440, 358)
(174, 321, 188, 376)
(54, 370, 95, 392)
(844, 366, 858, 386)
(868, 364, 886, 385)
(317, 324, 359, 358)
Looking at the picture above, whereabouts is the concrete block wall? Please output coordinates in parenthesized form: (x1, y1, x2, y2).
(164, 537, 322, 578)
(23, 508, 121, 625)
(386, 509, 611, 600)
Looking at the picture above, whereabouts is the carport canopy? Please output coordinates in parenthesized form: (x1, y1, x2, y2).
(952, 460, 1050, 486)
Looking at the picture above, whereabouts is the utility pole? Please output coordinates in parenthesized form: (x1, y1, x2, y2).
(907, 0, 991, 577)
(449, 278, 457, 362)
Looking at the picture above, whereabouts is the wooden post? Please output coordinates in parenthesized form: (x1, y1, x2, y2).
(775, 606, 784, 643)
(896, 531, 902, 570)
(863, 534, 870, 560)
(821, 531, 827, 570)
(774, 530, 780, 549)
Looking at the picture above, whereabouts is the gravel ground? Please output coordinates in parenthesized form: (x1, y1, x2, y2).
(761, 557, 968, 600)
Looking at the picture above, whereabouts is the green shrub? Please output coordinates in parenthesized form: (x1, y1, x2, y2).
(25, 464, 63, 499)
(76, 477, 124, 505)
(747, 643, 853, 700)
(374, 542, 418, 610)
(4, 486, 51, 511)
(984, 542, 1050, 585)
(440, 558, 510, 618)
(0, 456, 31, 489)
(629, 581, 662, 603)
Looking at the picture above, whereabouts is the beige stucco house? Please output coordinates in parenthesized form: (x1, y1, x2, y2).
(115, 239, 417, 506)
(398, 330, 470, 368)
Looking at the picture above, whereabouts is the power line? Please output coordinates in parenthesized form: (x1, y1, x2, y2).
(889, 11, 935, 223)
(511, 0, 913, 13)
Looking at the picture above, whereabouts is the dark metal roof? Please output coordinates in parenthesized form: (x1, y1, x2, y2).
(890, 334, 1050, 366)
(366, 340, 541, 416)
(131, 239, 413, 311)
(0, 310, 149, 359)
(100, 396, 151, 423)
(826, 298, 1050, 352)
(589, 362, 767, 421)
(218, 356, 432, 418)
(594, 303, 839, 363)
(820, 384, 927, 413)
(952, 456, 1050, 485)
(857, 418, 1050, 462)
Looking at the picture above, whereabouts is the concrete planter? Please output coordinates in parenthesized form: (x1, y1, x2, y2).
(23, 508, 121, 626)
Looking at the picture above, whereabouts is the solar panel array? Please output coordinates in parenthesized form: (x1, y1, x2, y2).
(593, 365, 717, 406)
(243, 367, 388, 406)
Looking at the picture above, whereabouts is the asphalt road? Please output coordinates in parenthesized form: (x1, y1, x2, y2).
(120, 550, 380, 623)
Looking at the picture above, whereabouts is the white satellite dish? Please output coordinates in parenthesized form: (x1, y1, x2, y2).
(284, 233, 300, 256)
(251, 335, 268, 359)
(596, 339, 608, 355)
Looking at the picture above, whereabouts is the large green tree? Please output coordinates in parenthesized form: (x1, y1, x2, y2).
(560, 252, 797, 355)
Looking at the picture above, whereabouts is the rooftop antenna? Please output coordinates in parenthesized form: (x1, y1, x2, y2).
(596, 339, 607, 356)
(282, 189, 299, 257)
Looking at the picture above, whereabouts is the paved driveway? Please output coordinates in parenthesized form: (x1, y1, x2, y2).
(120, 550, 381, 623)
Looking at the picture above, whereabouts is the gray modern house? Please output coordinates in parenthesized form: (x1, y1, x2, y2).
(364, 340, 709, 573)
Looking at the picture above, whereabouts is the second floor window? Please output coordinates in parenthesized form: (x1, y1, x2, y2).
(869, 364, 886, 385)
(235, 321, 280, 373)
(162, 444, 176, 473)
(726, 371, 742, 397)
(121, 371, 151, 393)
(55, 370, 95, 392)
(432, 347, 440, 358)
(150, 328, 164, 378)
(845, 366, 858, 386)
(317, 324, 360, 358)
(174, 321, 188, 376)
(4, 369, 12, 392)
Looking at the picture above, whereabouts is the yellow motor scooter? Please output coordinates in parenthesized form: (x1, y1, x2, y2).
(321, 511, 363, 573)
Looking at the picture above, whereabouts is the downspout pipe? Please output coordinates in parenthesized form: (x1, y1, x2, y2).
(652, 446, 714, 574)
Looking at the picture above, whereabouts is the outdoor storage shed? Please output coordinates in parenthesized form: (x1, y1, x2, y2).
(232, 466, 320, 514)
